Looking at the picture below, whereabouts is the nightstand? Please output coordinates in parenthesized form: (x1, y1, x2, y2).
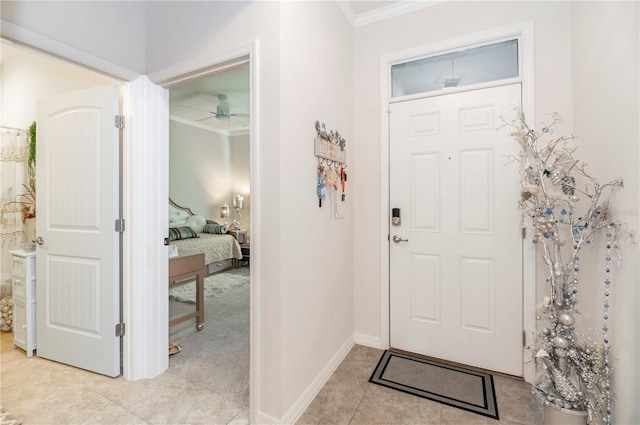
(229, 230, 247, 244)
(240, 244, 250, 267)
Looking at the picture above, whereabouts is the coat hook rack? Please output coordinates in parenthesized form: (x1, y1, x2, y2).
(314, 120, 346, 165)
(314, 121, 348, 212)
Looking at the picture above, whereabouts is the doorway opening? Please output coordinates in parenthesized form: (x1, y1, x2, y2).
(153, 45, 258, 423)
(166, 63, 251, 422)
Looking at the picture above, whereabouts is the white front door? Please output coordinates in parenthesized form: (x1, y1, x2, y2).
(389, 84, 523, 376)
(36, 84, 121, 377)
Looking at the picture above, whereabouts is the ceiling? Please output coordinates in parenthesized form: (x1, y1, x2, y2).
(169, 65, 250, 135)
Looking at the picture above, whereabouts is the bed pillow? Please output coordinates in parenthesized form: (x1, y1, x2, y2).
(185, 215, 207, 233)
(169, 208, 190, 227)
(203, 223, 228, 234)
(168, 226, 199, 241)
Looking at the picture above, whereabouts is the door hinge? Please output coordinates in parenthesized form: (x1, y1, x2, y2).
(115, 115, 125, 129)
(522, 227, 526, 239)
(523, 330, 527, 347)
(115, 322, 125, 337)
(115, 218, 125, 233)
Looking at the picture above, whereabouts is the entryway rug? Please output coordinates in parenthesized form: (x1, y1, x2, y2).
(369, 350, 499, 420)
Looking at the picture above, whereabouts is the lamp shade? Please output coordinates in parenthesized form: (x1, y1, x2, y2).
(234, 194, 244, 209)
(220, 202, 230, 219)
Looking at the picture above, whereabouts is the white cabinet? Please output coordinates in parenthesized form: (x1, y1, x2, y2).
(9, 250, 36, 357)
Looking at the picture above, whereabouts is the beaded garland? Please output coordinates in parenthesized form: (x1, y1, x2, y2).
(505, 110, 624, 424)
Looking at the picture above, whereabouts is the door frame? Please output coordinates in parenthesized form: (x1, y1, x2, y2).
(147, 40, 259, 424)
(379, 21, 536, 383)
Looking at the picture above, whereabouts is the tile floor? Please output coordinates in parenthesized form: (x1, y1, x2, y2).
(0, 331, 248, 425)
(1, 333, 535, 425)
(296, 345, 537, 425)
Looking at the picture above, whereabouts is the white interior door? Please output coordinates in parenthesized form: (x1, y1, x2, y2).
(36, 84, 121, 377)
(389, 84, 523, 376)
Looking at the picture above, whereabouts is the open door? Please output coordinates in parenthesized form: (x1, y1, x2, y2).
(36, 84, 122, 377)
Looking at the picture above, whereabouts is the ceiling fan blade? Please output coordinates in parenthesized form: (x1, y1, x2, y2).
(176, 104, 217, 115)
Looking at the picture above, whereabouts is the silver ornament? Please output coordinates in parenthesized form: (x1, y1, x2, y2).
(559, 312, 575, 326)
(554, 348, 568, 357)
(553, 336, 570, 349)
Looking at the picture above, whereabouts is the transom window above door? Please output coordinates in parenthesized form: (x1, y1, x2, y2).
(391, 39, 519, 98)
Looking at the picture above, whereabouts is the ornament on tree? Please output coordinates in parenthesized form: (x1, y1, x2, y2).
(503, 109, 629, 425)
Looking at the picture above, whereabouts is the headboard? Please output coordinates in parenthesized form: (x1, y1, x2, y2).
(169, 198, 194, 226)
(169, 198, 208, 235)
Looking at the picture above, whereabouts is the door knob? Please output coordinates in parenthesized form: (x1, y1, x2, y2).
(35, 236, 44, 245)
(392, 235, 408, 243)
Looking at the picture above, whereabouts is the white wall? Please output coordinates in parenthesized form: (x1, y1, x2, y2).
(279, 1, 354, 415)
(570, 3, 639, 424)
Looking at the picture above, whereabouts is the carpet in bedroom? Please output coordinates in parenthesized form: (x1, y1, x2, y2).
(168, 266, 250, 415)
(169, 268, 248, 303)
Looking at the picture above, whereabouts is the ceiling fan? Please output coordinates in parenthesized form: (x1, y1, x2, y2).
(178, 94, 249, 121)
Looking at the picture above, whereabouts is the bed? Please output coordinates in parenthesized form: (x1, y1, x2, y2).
(168, 198, 243, 275)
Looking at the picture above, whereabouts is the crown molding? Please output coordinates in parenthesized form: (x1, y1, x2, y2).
(336, 1, 357, 27)
(337, 0, 447, 28)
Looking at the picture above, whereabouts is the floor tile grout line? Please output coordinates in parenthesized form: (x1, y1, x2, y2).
(347, 382, 373, 425)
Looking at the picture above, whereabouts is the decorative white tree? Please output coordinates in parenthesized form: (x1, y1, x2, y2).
(505, 110, 626, 425)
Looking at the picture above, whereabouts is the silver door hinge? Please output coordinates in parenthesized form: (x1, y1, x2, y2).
(115, 218, 125, 233)
(115, 115, 125, 129)
(115, 322, 125, 337)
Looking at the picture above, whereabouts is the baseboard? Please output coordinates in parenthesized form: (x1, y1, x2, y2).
(354, 332, 384, 349)
(256, 411, 281, 425)
(279, 335, 355, 425)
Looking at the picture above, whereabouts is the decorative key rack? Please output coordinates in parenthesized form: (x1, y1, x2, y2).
(314, 121, 347, 218)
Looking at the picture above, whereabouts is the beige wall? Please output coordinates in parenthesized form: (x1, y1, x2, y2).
(230, 133, 251, 233)
(169, 121, 232, 219)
